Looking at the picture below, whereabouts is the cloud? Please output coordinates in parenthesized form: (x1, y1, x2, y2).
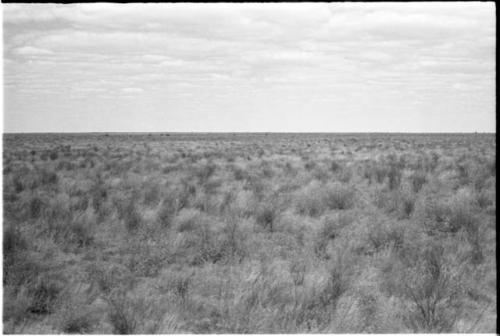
(2, 3, 496, 132)
(13, 46, 53, 55)
(121, 87, 144, 93)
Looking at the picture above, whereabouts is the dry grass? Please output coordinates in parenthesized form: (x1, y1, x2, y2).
(2, 132, 496, 333)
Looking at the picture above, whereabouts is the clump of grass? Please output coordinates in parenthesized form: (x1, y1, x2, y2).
(167, 271, 193, 303)
(26, 274, 65, 314)
(289, 259, 307, 286)
(397, 188, 416, 219)
(49, 150, 59, 161)
(317, 267, 349, 310)
(117, 195, 142, 233)
(143, 181, 160, 206)
(414, 195, 457, 235)
(220, 215, 248, 263)
(106, 294, 138, 334)
(3, 225, 28, 259)
(330, 160, 341, 173)
(68, 210, 95, 248)
(295, 181, 327, 217)
(324, 182, 355, 210)
(410, 170, 427, 193)
(157, 196, 178, 228)
(3, 286, 32, 328)
(86, 263, 134, 295)
(475, 189, 494, 209)
(295, 258, 351, 329)
(338, 167, 353, 183)
(90, 180, 108, 217)
(39, 168, 59, 187)
(398, 244, 462, 332)
(196, 160, 217, 184)
(374, 165, 389, 184)
(486, 157, 495, 176)
(60, 303, 95, 334)
(174, 208, 204, 233)
(447, 189, 478, 234)
(256, 201, 280, 232)
(387, 165, 402, 191)
(313, 214, 353, 260)
(366, 219, 405, 253)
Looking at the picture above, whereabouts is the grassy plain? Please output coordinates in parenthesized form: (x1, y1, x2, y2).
(2, 132, 496, 333)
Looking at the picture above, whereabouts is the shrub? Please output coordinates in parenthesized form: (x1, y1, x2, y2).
(399, 244, 462, 332)
(289, 259, 307, 286)
(414, 196, 457, 235)
(338, 167, 353, 183)
(3, 286, 32, 327)
(196, 161, 216, 184)
(69, 211, 95, 248)
(61, 305, 95, 334)
(233, 167, 246, 181)
(39, 169, 58, 186)
(366, 219, 405, 253)
(296, 259, 351, 328)
(324, 183, 355, 210)
(295, 182, 326, 217)
(487, 157, 495, 176)
(174, 208, 204, 233)
(117, 197, 142, 233)
(475, 189, 494, 209)
(86, 263, 134, 295)
(256, 202, 280, 232)
(396, 188, 416, 219)
(317, 267, 348, 309)
(49, 151, 59, 161)
(157, 196, 178, 228)
(220, 215, 247, 263)
(387, 165, 402, 190)
(330, 160, 341, 173)
(448, 197, 477, 234)
(167, 272, 193, 303)
(107, 295, 138, 334)
(12, 175, 24, 193)
(374, 165, 388, 184)
(143, 182, 160, 206)
(320, 213, 354, 240)
(90, 183, 108, 216)
(410, 171, 427, 193)
(27, 274, 65, 314)
(3, 225, 27, 258)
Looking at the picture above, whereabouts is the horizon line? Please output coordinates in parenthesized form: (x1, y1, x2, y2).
(2, 131, 496, 135)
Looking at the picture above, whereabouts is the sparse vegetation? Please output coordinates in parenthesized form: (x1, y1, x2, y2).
(2, 133, 496, 333)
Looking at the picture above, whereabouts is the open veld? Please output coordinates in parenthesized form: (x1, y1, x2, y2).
(2, 133, 496, 333)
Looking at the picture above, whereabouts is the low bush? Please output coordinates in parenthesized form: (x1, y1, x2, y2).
(107, 294, 138, 334)
(256, 201, 280, 232)
(410, 170, 427, 193)
(393, 243, 463, 332)
(295, 182, 326, 217)
(366, 219, 405, 253)
(324, 182, 355, 210)
(174, 208, 205, 233)
(387, 165, 402, 191)
(26, 274, 65, 314)
(60, 304, 95, 334)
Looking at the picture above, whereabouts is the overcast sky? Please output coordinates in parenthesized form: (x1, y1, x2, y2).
(2, 2, 496, 133)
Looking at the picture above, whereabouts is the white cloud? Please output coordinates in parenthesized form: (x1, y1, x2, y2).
(13, 46, 53, 55)
(2, 2, 496, 132)
(121, 87, 144, 93)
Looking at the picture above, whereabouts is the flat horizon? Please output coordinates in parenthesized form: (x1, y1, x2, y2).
(3, 131, 496, 135)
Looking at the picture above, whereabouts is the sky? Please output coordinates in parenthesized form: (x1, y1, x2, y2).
(1, 2, 496, 133)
